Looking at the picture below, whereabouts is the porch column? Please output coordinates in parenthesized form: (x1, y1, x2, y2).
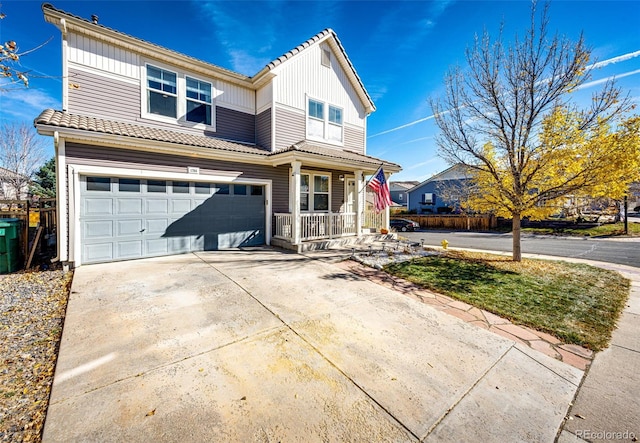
(355, 169, 364, 236)
(290, 160, 302, 245)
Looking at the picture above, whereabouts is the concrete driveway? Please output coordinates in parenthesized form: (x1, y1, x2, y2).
(43, 248, 582, 442)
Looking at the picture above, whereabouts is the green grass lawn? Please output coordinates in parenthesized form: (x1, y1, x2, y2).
(521, 222, 640, 237)
(384, 250, 630, 350)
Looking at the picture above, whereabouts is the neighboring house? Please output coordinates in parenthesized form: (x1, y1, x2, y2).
(35, 4, 400, 267)
(0, 167, 30, 200)
(407, 164, 472, 214)
(389, 181, 419, 207)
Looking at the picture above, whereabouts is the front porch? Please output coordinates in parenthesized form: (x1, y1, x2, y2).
(267, 141, 401, 252)
(272, 210, 388, 252)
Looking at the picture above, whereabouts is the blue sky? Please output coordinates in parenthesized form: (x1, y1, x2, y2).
(1, 0, 639, 181)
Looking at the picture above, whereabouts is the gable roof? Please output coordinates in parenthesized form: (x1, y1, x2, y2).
(408, 164, 473, 193)
(254, 29, 375, 114)
(389, 181, 419, 190)
(34, 109, 399, 173)
(42, 4, 375, 112)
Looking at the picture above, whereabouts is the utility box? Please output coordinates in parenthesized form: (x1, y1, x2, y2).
(0, 218, 22, 274)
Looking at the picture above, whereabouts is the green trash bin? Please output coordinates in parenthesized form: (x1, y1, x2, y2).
(0, 218, 22, 274)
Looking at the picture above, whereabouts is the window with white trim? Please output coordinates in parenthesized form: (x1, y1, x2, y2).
(147, 65, 177, 118)
(143, 63, 215, 129)
(307, 99, 325, 139)
(300, 173, 330, 211)
(186, 77, 212, 125)
(328, 105, 343, 142)
(306, 98, 343, 144)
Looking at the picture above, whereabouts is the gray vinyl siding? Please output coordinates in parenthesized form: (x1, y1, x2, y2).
(213, 107, 256, 145)
(344, 126, 365, 154)
(68, 68, 140, 120)
(256, 108, 272, 151)
(65, 143, 290, 213)
(330, 171, 345, 213)
(67, 68, 257, 145)
(274, 107, 305, 151)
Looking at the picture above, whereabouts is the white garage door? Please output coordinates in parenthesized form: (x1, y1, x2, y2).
(80, 176, 265, 264)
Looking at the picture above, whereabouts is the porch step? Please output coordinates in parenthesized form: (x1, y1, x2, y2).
(271, 234, 397, 253)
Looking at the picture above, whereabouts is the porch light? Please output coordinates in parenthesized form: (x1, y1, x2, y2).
(339, 175, 345, 181)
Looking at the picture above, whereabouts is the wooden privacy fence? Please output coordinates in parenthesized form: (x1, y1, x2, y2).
(0, 198, 57, 269)
(395, 214, 497, 231)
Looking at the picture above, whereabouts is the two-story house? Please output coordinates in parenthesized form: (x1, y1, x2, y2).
(35, 3, 400, 267)
(389, 181, 419, 207)
(407, 164, 472, 214)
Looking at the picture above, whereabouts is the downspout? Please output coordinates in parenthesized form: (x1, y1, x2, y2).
(60, 18, 69, 111)
(50, 131, 60, 263)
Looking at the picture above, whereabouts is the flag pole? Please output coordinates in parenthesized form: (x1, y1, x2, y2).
(366, 163, 384, 186)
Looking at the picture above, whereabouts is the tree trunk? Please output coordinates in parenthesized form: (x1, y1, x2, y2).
(512, 213, 522, 262)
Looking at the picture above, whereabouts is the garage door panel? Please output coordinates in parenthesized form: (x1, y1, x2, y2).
(117, 198, 143, 215)
(146, 238, 169, 255)
(84, 198, 113, 216)
(146, 199, 169, 214)
(146, 218, 169, 234)
(168, 237, 192, 253)
(84, 243, 113, 262)
(118, 240, 142, 258)
(171, 199, 192, 214)
(84, 220, 113, 238)
(218, 230, 264, 249)
(116, 219, 143, 236)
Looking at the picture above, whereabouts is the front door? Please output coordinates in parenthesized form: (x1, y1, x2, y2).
(345, 178, 356, 214)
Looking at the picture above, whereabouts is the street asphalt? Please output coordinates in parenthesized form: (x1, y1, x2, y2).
(401, 230, 640, 267)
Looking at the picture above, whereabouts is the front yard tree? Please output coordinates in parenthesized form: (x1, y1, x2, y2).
(430, 2, 635, 261)
(0, 123, 47, 198)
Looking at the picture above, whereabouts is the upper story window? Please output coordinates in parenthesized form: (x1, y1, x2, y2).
(147, 65, 177, 118)
(186, 77, 212, 125)
(307, 98, 343, 145)
(143, 63, 215, 129)
(328, 105, 343, 142)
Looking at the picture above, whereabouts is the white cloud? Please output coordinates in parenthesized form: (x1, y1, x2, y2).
(396, 135, 434, 147)
(0, 87, 60, 123)
(589, 50, 640, 70)
(576, 68, 640, 91)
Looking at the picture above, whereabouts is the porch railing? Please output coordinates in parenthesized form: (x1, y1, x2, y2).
(274, 212, 358, 242)
(363, 211, 385, 230)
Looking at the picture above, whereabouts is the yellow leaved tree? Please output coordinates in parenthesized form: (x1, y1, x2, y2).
(430, 2, 638, 261)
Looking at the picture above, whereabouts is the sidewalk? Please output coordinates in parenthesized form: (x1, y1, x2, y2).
(303, 243, 640, 442)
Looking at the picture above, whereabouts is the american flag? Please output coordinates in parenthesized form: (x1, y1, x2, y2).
(367, 167, 392, 213)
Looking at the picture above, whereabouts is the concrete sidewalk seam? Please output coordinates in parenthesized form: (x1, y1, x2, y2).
(49, 324, 287, 406)
(610, 343, 640, 355)
(197, 253, 423, 442)
(421, 345, 513, 441)
(512, 345, 582, 387)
